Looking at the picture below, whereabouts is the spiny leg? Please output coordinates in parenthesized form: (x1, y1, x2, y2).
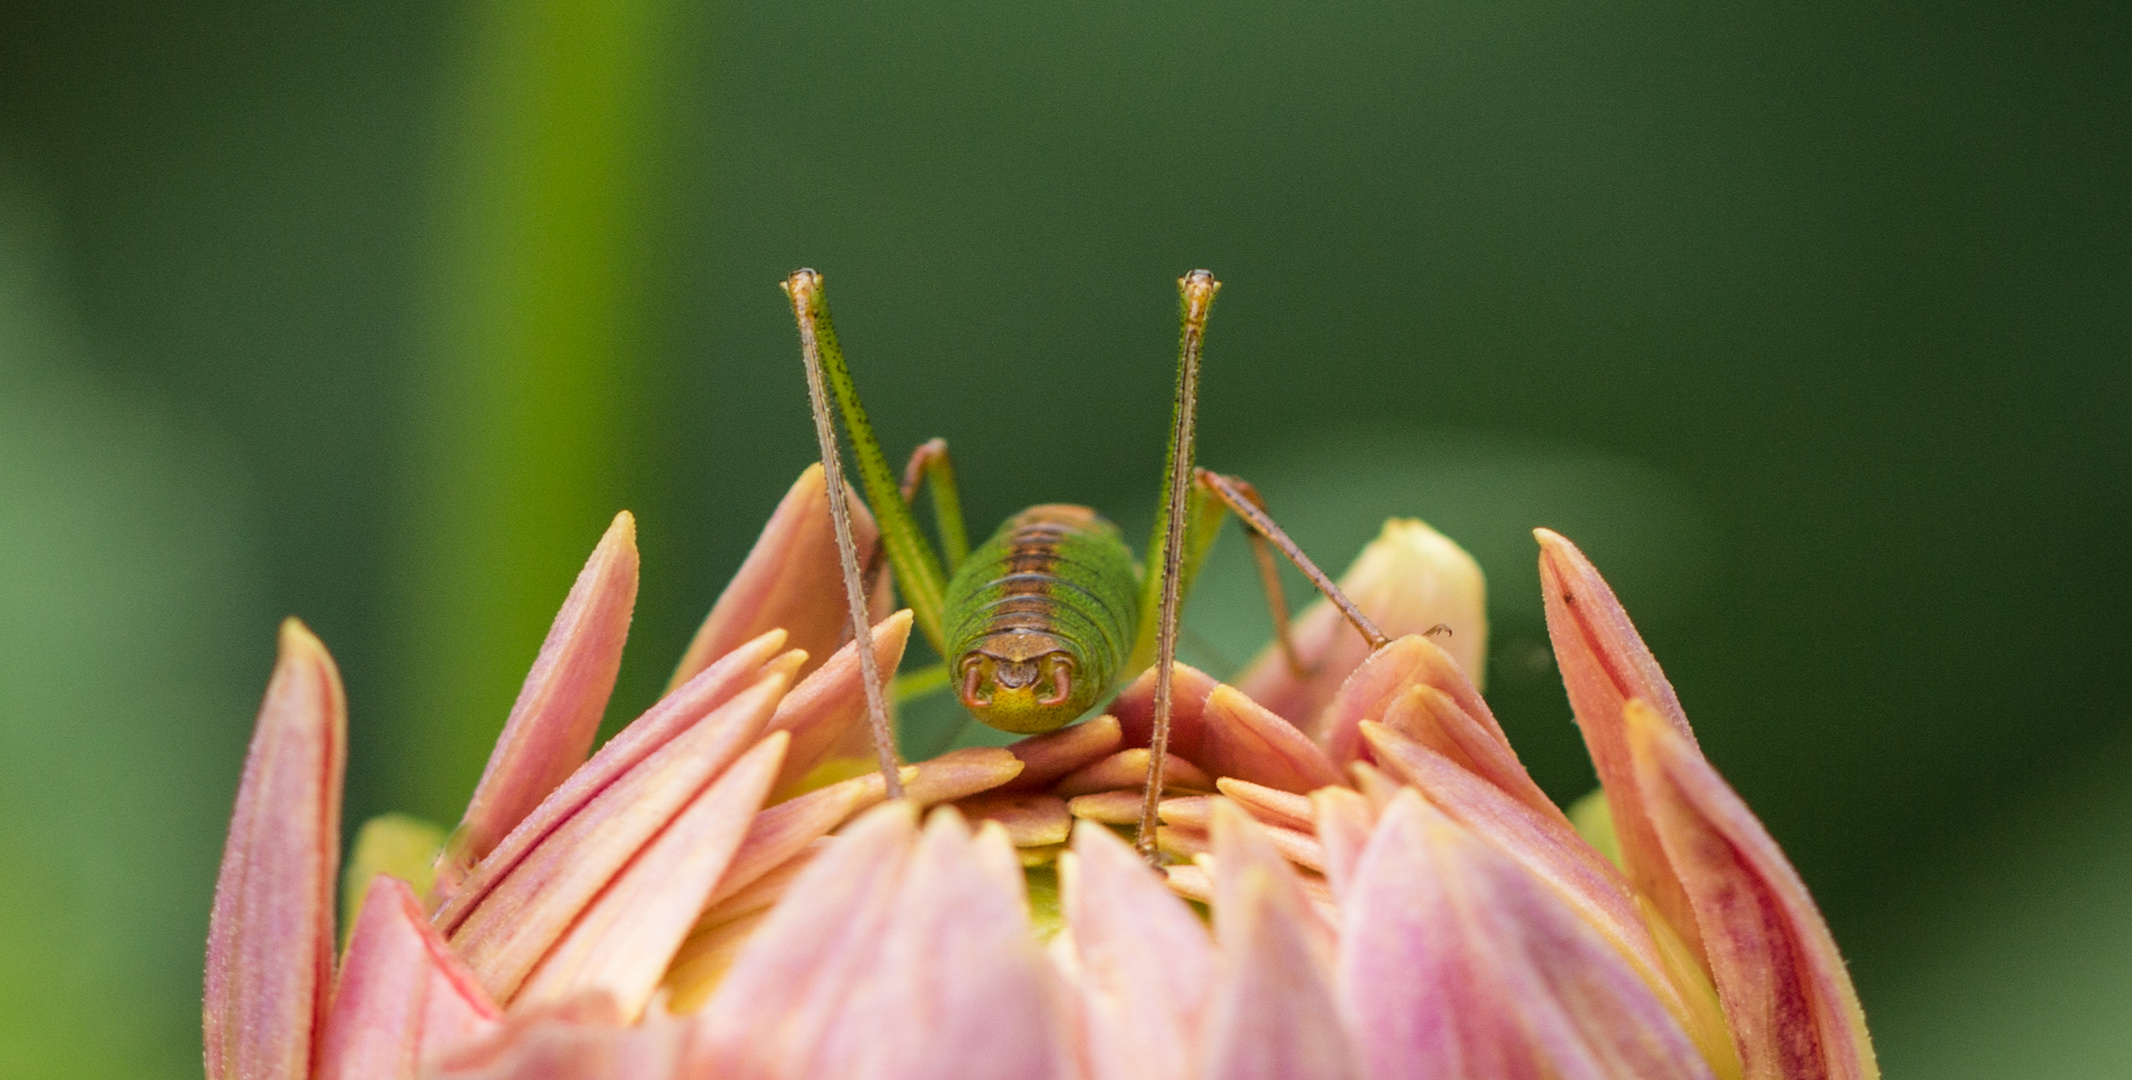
(871, 438, 967, 704)
(1136, 269, 1220, 862)
(1196, 467, 1391, 650)
(1202, 472, 1311, 676)
(783, 269, 903, 798)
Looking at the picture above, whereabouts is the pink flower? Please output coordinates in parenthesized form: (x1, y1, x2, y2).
(205, 471, 1876, 1080)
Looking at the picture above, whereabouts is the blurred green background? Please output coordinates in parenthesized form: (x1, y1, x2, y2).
(1, 0, 2127, 1074)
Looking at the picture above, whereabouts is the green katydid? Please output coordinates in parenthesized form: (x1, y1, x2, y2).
(782, 268, 1390, 860)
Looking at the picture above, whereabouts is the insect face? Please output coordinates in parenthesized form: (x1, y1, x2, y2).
(957, 632, 1088, 734)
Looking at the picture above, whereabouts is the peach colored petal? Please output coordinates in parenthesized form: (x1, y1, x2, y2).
(316, 876, 499, 1080)
(1236, 519, 1489, 730)
(516, 732, 790, 1020)
(815, 810, 1072, 1080)
(691, 804, 919, 1079)
(1340, 790, 1715, 1080)
(1068, 790, 1156, 825)
(448, 671, 789, 1002)
(1109, 661, 1222, 760)
(1196, 685, 1345, 793)
(1200, 801, 1360, 1080)
(670, 464, 885, 689)
(1002, 715, 1125, 792)
(205, 619, 346, 1080)
(1361, 721, 1695, 1035)
(434, 630, 792, 921)
(452, 512, 640, 874)
(1154, 793, 1212, 828)
(1214, 777, 1315, 831)
(1309, 787, 1374, 903)
(704, 785, 865, 913)
(1061, 821, 1216, 1080)
(1158, 824, 1212, 862)
(427, 1000, 685, 1080)
(1627, 701, 1879, 1080)
(1055, 749, 1214, 798)
(1379, 680, 1565, 825)
(1536, 528, 1703, 961)
(1164, 862, 1215, 906)
(956, 791, 1073, 848)
(760, 611, 911, 794)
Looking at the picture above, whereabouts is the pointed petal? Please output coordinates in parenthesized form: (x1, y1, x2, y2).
(1341, 790, 1715, 1080)
(1062, 821, 1217, 1080)
(1236, 518, 1489, 728)
(761, 610, 911, 795)
(205, 619, 346, 1080)
(670, 464, 884, 689)
(1196, 686, 1345, 793)
(341, 813, 446, 940)
(431, 630, 790, 922)
(1155, 794, 1213, 828)
(454, 512, 640, 871)
(1317, 636, 1560, 828)
(516, 732, 790, 1020)
(317, 876, 499, 1080)
(818, 809, 1072, 1080)
(1004, 715, 1125, 792)
(1362, 720, 1697, 1037)
(1214, 777, 1315, 831)
(1201, 801, 1360, 1080)
(448, 671, 790, 1002)
(1310, 787, 1374, 903)
(692, 802, 920, 1079)
(1068, 790, 1158, 825)
(706, 783, 865, 912)
(1109, 661, 1223, 760)
(956, 792, 1073, 848)
(1536, 528, 1704, 959)
(427, 1002, 685, 1080)
(1628, 701, 1878, 1080)
(1055, 749, 1214, 798)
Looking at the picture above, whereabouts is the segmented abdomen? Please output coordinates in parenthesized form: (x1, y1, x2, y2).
(943, 504, 1141, 691)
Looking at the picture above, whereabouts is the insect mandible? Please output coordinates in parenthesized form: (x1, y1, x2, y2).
(782, 268, 1389, 862)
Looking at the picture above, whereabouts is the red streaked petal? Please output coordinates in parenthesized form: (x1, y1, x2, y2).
(316, 876, 499, 1080)
(1361, 721, 1696, 1036)
(670, 464, 886, 690)
(448, 671, 790, 1003)
(515, 732, 790, 1020)
(1628, 701, 1879, 1080)
(205, 618, 346, 1080)
(1536, 528, 1703, 960)
(1062, 821, 1216, 1080)
(1196, 685, 1345, 793)
(819, 809, 1072, 1080)
(1201, 801, 1361, 1080)
(433, 630, 792, 921)
(1341, 789, 1715, 1080)
(451, 512, 639, 873)
(761, 610, 911, 794)
(691, 802, 920, 1079)
(1236, 519, 1490, 732)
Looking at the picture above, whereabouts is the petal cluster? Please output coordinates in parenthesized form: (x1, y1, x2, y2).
(204, 468, 1875, 1080)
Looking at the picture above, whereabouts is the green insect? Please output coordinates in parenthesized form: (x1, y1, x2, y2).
(781, 268, 1387, 859)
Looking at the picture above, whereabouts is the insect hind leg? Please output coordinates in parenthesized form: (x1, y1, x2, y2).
(1194, 467, 1392, 655)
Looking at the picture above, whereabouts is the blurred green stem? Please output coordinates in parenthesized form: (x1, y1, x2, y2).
(389, 0, 679, 819)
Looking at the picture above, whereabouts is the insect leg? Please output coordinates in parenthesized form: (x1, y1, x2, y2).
(783, 269, 904, 798)
(897, 438, 972, 572)
(1136, 269, 1220, 863)
(1195, 467, 1390, 650)
(1200, 473, 1309, 676)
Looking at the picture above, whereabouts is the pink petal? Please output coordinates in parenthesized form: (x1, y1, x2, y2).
(670, 464, 886, 690)
(432, 629, 795, 919)
(1002, 715, 1125, 792)
(705, 783, 867, 912)
(1536, 528, 1704, 959)
(317, 876, 499, 1080)
(1341, 790, 1715, 1080)
(1361, 721, 1695, 1035)
(690, 802, 920, 1079)
(1061, 821, 1217, 1080)
(451, 512, 640, 875)
(1235, 519, 1489, 730)
(1628, 701, 1879, 1080)
(1309, 787, 1375, 903)
(205, 619, 346, 1080)
(1109, 661, 1223, 760)
(1201, 801, 1360, 1080)
(818, 810, 1072, 1080)
(956, 792, 1073, 848)
(1055, 749, 1214, 798)
(428, 1001, 685, 1080)
(448, 671, 790, 1003)
(1196, 685, 1345, 793)
(515, 732, 790, 1020)
(1317, 636, 1561, 827)
(760, 610, 911, 795)
(1214, 777, 1316, 831)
